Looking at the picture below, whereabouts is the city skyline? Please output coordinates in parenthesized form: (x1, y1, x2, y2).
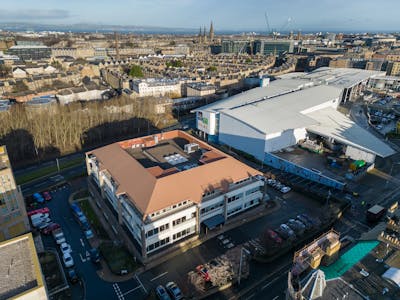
(0, 0, 399, 32)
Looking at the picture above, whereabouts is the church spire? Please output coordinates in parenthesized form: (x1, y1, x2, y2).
(209, 21, 214, 41)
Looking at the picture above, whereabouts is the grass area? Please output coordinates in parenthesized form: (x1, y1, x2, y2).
(16, 156, 84, 185)
(73, 189, 90, 200)
(99, 242, 138, 274)
(39, 251, 65, 291)
(79, 199, 109, 239)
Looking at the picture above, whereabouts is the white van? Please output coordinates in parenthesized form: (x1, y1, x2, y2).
(30, 213, 49, 222)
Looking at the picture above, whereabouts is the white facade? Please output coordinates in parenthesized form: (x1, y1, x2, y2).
(131, 79, 181, 97)
(86, 155, 264, 257)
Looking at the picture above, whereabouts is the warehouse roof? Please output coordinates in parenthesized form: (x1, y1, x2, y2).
(221, 85, 342, 134)
(278, 67, 385, 88)
(306, 108, 395, 157)
(193, 78, 311, 113)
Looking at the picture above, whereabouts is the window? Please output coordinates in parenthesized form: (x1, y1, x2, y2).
(227, 194, 242, 203)
(172, 216, 186, 226)
(146, 237, 170, 252)
(200, 201, 224, 215)
(227, 206, 242, 216)
(246, 187, 260, 196)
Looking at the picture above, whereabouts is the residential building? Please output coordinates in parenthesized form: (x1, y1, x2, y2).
(130, 78, 181, 97)
(0, 233, 48, 300)
(0, 146, 29, 242)
(86, 130, 263, 258)
(386, 61, 400, 76)
(186, 82, 216, 97)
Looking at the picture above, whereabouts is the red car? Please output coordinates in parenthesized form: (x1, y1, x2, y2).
(196, 265, 211, 282)
(42, 191, 52, 201)
(27, 207, 50, 217)
(42, 223, 60, 235)
(266, 229, 283, 244)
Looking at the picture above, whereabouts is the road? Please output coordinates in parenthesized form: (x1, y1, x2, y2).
(39, 184, 147, 300)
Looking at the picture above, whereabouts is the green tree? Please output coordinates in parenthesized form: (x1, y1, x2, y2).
(129, 65, 144, 78)
(0, 64, 11, 78)
(207, 65, 217, 72)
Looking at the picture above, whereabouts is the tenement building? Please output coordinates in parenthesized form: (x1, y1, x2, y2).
(86, 130, 263, 258)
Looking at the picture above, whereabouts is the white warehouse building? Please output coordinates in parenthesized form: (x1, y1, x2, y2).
(193, 67, 394, 165)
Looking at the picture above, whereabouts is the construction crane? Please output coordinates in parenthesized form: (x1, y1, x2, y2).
(264, 12, 271, 36)
(279, 17, 292, 34)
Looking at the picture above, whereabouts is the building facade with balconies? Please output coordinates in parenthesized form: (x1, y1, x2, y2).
(86, 130, 263, 258)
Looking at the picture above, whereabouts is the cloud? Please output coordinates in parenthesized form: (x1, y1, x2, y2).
(0, 9, 72, 20)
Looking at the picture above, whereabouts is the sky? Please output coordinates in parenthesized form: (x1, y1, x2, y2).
(0, 0, 398, 32)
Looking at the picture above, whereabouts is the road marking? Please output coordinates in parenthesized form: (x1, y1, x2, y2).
(150, 271, 168, 282)
(261, 276, 282, 290)
(246, 293, 255, 300)
(113, 283, 125, 300)
(79, 253, 86, 262)
(80, 238, 84, 247)
(123, 285, 141, 296)
(135, 274, 148, 294)
(272, 296, 279, 300)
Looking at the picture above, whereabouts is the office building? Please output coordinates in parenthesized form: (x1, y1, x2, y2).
(0, 233, 48, 300)
(253, 39, 294, 56)
(130, 78, 181, 97)
(7, 45, 51, 61)
(0, 146, 29, 242)
(86, 130, 263, 258)
(221, 40, 250, 54)
(186, 82, 216, 97)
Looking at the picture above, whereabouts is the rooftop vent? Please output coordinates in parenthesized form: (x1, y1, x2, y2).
(184, 143, 199, 154)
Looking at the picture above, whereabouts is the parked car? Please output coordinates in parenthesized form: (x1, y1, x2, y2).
(156, 285, 172, 300)
(89, 248, 100, 263)
(42, 223, 60, 235)
(85, 229, 94, 240)
(267, 179, 276, 186)
(53, 229, 66, 244)
(27, 207, 50, 217)
(279, 224, 295, 238)
(62, 253, 74, 268)
(32, 217, 51, 228)
(265, 229, 282, 244)
(60, 242, 72, 255)
(299, 213, 321, 227)
(275, 226, 292, 240)
(280, 186, 291, 194)
(287, 219, 306, 234)
(255, 174, 266, 182)
(33, 193, 44, 204)
(37, 221, 52, 230)
(68, 269, 79, 284)
(165, 282, 183, 300)
(42, 191, 52, 201)
(296, 215, 313, 230)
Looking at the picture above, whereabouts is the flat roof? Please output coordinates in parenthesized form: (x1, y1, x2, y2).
(306, 108, 395, 157)
(278, 67, 385, 88)
(193, 78, 310, 113)
(221, 85, 342, 134)
(88, 130, 260, 219)
(0, 233, 44, 300)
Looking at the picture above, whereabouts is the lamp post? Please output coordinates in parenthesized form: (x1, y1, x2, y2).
(238, 247, 250, 285)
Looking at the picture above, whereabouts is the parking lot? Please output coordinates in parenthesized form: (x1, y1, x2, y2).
(28, 184, 147, 300)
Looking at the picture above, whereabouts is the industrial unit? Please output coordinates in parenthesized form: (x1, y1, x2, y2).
(193, 68, 393, 168)
(86, 131, 263, 259)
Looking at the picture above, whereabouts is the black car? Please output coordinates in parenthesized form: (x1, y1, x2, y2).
(68, 269, 79, 284)
(89, 248, 100, 263)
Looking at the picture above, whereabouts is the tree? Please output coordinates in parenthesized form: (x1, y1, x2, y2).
(0, 64, 11, 79)
(129, 65, 144, 78)
(166, 60, 183, 68)
(207, 65, 217, 72)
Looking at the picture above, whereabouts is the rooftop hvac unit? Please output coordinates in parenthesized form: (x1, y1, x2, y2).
(184, 143, 199, 154)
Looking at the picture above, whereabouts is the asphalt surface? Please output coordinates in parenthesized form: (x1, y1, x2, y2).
(34, 185, 147, 300)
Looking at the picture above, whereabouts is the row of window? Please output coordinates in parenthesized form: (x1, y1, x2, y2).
(172, 226, 195, 241)
(234, 177, 251, 185)
(227, 194, 242, 203)
(227, 205, 242, 216)
(146, 237, 170, 252)
(245, 187, 260, 196)
(172, 216, 186, 226)
(149, 200, 190, 218)
(200, 200, 224, 215)
(146, 222, 170, 238)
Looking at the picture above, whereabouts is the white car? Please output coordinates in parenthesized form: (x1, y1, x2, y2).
(280, 186, 291, 194)
(60, 242, 72, 255)
(62, 253, 74, 268)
